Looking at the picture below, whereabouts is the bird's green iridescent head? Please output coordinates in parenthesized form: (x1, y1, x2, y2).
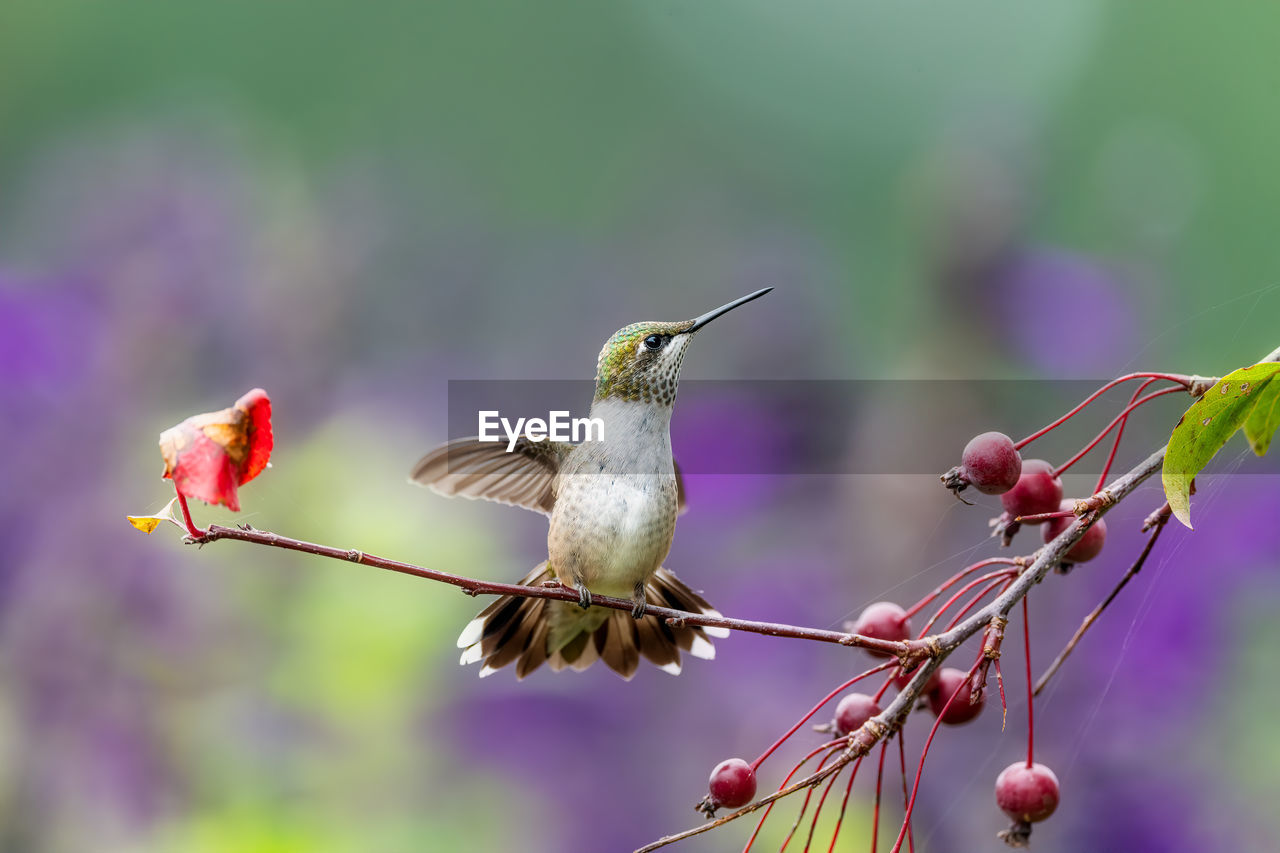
(593, 288, 773, 404)
(594, 320, 695, 405)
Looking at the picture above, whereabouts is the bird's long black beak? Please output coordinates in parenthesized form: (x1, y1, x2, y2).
(684, 287, 773, 333)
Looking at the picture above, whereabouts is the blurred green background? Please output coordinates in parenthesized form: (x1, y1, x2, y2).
(3, 3, 1280, 852)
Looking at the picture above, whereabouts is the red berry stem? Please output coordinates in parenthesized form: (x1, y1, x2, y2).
(918, 570, 1019, 635)
(780, 746, 846, 851)
(890, 660, 988, 850)
(1093, 377, 1160, 492)
(742, 801, 771, 852)
(743, 740, 844, 853)
(897, 721, 918, 853)
(1023, 596, 1034, 768)
(174, 486, 207, 539)
(1051, 385, 1187, 478)
(804, 755, 862, 853)
(872, 671, 898, 705)
(825, 750, 862, 853)
(903, 558, 1020, 620)
(867, 741, 889, 853)
(751, 660, 895, 771)
(889, 660, 983, 853)
(1013, 372, 1192, 450)
(942, 576, 1016, 632)
(1013, 509, 1075, 523)
(780, 747, 840, 852)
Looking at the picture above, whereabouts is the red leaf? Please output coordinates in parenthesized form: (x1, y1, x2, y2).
(159, 387, 274, 511)
(234, 387, 273, 485)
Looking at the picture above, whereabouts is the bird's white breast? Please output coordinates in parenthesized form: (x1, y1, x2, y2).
(546, 398, 678, 597)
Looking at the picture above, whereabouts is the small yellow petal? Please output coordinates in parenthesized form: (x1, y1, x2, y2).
(126, 515, 163, 534)
(126, 497, 179, 535)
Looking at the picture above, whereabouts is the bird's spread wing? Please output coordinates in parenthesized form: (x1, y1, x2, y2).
(413, 438, 689, 516)
(410, 437, 573, 515)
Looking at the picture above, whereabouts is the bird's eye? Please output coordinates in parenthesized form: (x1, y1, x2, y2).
(643, 334, 663, 351)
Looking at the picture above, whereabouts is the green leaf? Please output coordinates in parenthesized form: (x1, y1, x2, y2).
(1163, 363, 1280, 528)
(1243, 377, 1280, 455)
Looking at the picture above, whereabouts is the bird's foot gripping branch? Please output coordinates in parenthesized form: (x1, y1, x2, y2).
(131, 344, 1280, 852)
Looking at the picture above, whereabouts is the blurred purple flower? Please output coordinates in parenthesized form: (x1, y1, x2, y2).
(1070, 773, 1225, 852)
(0, 272, 102, 393)
(990, 249, 1138, 376)
(0, 125, 383, 847)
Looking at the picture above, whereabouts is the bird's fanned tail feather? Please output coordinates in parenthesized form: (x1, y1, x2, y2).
(456, 564, 723, 680)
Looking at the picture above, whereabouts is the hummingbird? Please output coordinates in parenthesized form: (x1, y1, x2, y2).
(411, 288, 772, 679)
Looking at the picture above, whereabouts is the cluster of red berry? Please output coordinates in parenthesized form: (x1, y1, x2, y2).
(694, 365, 1199, 846)
(954, 431, 1107, 563)
(703, 596, 1058, 827)
(702, 430, 1086, 839)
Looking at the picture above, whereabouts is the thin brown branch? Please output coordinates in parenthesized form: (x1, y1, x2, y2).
(634, 728, 884, 853)
(185, 441, 1170, 853)
(1032, 505, 1171, 697)
(167, 349, 1279, 853)
(636, 444, 1171, 852)
(190, 523, 915, 655)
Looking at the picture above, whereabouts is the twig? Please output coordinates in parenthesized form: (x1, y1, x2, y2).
(189, 523, 915, 655)
(179, 440, 1170, 853)
(163, 350, 1277, 853)
(1013, 510, 1075, 524)
(1032, 505, 1171, 696)
(637, 744, 856, 853)
(638, 444, 1172, 852)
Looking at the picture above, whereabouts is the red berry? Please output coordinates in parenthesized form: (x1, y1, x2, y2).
(709, 758, 757, 809)
(995, 762, 1060, 823)
(1001, 459, 1063, 520)
(850, 602, 912, 657)
(833, 693, 881, 736)
(1042, 500, 1107, 562)
(928, 668, 984, 724)
(960, 432, 1022, 495)
(894, 662, 941, 694)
